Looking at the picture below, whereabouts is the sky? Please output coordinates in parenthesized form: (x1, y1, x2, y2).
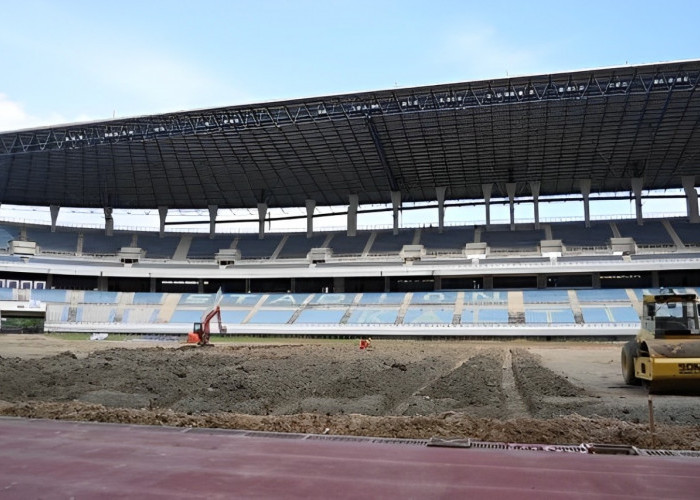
(1, 0, 699, 230)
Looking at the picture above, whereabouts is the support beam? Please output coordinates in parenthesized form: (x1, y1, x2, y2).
(208, 205, 218, 238)
(50, 205, 60, 232)
(257, 203, 268, 240)
(530, 181, 541, 230)
(682, 175, 699, 223)
(506, 182, 517, 230)
(482, 183, 492, 228)
(158, 206, 168, 237)
(436, 186, 447, 233)
(631, 177, 644, 225)
(305, 199, 316, 238)
(104, 207, 114, 236)
(347, 194, 358, 237)
(391, 191, 401, 235)
(579, 179, 591, 228)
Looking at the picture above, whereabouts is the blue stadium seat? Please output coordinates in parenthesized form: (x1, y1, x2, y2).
(187, 234, 235, 259)
(235, 233, 283, 259)
(221, 310, 250, 324)
(133, 293, 165, 305)
(577, 289, 629, 302)
(550, 221, 612, 247)
(135, 233, 181, 259)
(368, 229, 415, 254)
(610, 306, 640, 323)
(476, 308, 509, 323)
(419, 226, 474, 251)
(82, 231, 133, 255)
(264, 294, 311, 306)
(359, 293, 405, 305)
(26, 227, 78, 254)
(169, 309, 205, 323)
(221, 294, 262, 306)
(247, 309, 295, 324)
(346, 309, 399, 324)
(581, 307, 611, 323)
(0, 224, 21, 249)
(294, 309, 346, 324)
(403, 308, 453, 324)
(411, 291, 458, 305)
(277, 234, 327, 259)
(309, 293, 356, 305)
(83, 291, 119, 304)
(616, 219, 672, 245)
(523, 290, 570, 304)
(31, 289, 68, 303)
(327, 232, 370, 256)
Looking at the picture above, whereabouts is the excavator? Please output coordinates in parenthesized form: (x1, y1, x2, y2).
(621, 290, 700, 393)
(187, 305, 226, 346)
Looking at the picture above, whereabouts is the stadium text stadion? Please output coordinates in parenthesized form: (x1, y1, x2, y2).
(0, 60, 699, 335)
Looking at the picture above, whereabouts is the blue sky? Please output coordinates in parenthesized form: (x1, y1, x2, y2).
(0, 0, 698, 229)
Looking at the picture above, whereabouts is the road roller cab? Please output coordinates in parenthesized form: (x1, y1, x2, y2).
(621, 290, 700, 392)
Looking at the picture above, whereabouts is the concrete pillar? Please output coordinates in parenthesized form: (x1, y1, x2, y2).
(482, 183, 492, 228)
(257, 203, 268, 239)
(104, 207, 113, 236)
(682, 175, 699, 223)
(506, 182, 517, 230)
(50, 205, 60, 232)
(158, 206, 168, 237)
(347, 194, 359, 237)
(530, 181, 541, 229)
(631, 177, 644, 225)
(579, 179, 591, 228)
(436, 186, 447, 233)
(305, 199, 316, 238)
(391, 191, 401, 235)
(149, 277, 156, 293)
(208, 205, 218, 238)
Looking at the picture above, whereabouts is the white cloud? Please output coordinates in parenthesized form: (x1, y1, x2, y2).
(0, 93, 71, 132)
(439, 26, 552, 81)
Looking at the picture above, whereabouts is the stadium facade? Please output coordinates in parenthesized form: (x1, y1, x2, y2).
(0, 60, 699, 334)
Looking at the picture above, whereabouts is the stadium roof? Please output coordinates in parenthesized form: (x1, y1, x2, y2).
(1, 59, 699, 210)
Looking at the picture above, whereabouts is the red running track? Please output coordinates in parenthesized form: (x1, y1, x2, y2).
(0, 417, 698, 499)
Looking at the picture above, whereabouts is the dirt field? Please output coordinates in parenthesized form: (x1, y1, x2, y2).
(1, 334, 700, 450)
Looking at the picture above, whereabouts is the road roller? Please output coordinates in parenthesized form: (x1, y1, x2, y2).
(621, 290, 700, 393)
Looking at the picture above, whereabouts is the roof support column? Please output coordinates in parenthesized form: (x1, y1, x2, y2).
(391, 191, 401, 235)
(436, 186, 447, 234)
(49, 205, 60, 232)
(104, 207, 113, 236)
(530, 181, 541, 230)
(158, 206, 168, 237)
(257, 203, 267, 240)
(631, 177, 644, 226)
(347, 194, 358, 237)
(506, 182, 517, 230)
(208, 205, 218, 238)
(682, 175, 699, 223)
(579, 179, 591, 228)
(306, 199, 316, 238)
(482, 184, 492, 228)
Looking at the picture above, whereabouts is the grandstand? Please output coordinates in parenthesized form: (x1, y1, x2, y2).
(1, 60, 700, 336)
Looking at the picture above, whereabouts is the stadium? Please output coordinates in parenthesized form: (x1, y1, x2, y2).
(1, 60, 700, 496)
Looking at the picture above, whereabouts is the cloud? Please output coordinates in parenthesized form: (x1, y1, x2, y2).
(0, 94, 70, 132)
(439, 26, 552, 81)
(79, 48, 246, 116)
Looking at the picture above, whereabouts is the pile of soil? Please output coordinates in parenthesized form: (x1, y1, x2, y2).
(1, 338, 699, 450)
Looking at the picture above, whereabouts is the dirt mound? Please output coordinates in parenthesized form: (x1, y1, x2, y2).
(1, 337, 699, 450)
